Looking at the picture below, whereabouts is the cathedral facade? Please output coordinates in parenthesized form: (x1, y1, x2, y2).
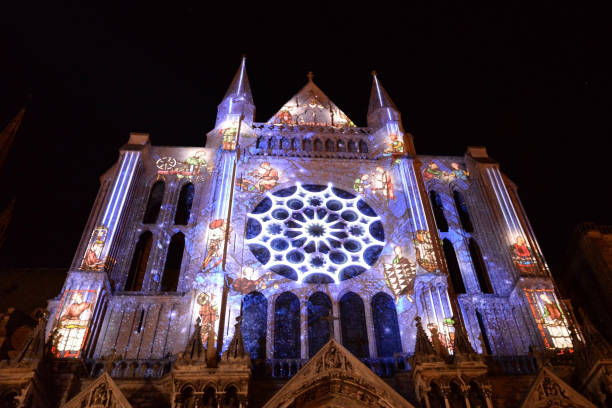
(1, 59, 611, 408)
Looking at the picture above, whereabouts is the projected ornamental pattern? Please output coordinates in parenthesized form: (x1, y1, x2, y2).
(246, 184, 385, 283)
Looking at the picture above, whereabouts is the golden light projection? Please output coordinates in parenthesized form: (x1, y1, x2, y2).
(51, 289, 97, 358)
(81, 225, 108, 271)
(524, 288, 573, 350)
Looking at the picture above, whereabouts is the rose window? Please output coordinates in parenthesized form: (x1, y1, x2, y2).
(246, 184, 385, 283)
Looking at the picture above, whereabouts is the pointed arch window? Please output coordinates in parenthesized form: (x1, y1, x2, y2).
(161, 232, 184, 292)
(314, 138, 323, 151)
(372, 293, 402, 357)
(442, 238, 466, 294)
(325, 139, 335, 152)
(476, 311, 492, 354)
(340, 292, 369, 358)
(453, 190, 473, 232)
(143, 181, 165, 224)
(358, 140, 368, 153)
(291, 138, 298, 150)
(348, 140, 357, 152)
(274, 292, 300, 359)
(174, 183, 194, 225)
(429, 190, 449, 232)
(241, 291, 267, 359)
(302, 139, 312, 152)
(308, 292, 332, 358)
(468, 239, 493, 294)
(125, 231, 153, 291)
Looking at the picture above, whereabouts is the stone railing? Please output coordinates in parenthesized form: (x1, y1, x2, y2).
(266, 358, 309, 378)
(362, 353, 412, 377)
(86, 357, 174, 379)
(263, 353, 412, 379)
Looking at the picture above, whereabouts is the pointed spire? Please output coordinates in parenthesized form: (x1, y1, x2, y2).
(367, 72, 400, 128)
(579, 310, 612, 360)
(451, 315, 480, 362)
(177, 317, 206, 364)
(11, 310, 48, 367)
(214, 57, 256, 130)
(0, 108, 25, 174)
(222, 56, 253, 105)
(413, 316, 440, 364)
(221, 316, 249, 364)
(430, 325, 450, 361)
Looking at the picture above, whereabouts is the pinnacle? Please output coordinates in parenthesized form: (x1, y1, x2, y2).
(222, 57, 253, 105)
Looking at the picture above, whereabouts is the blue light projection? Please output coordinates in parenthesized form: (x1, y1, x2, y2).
(245, 183, 385, 284)
(81, 151, 139, 270)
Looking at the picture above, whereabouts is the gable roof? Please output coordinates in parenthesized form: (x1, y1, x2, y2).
(63, 372, 133, 408)
(267, 75, 355, 128)
(262, 339, 414, 408)
(520, 366, 596, 408)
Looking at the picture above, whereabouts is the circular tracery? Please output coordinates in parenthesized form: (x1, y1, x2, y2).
(246, 183, 385, 283)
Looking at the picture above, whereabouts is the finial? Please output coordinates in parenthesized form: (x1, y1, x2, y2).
(307, 71, 314, 82)
(371, 70, 377, 77)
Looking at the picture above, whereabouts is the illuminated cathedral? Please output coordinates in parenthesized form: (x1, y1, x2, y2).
(1, 58, 611, 408)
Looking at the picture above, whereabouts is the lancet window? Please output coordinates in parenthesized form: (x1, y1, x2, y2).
(453, 190, 473, 232)
(125, 231, 153, 291)
(143, 181, 165, 224)
(174, 183, 194, 225)
(469, 238, 493, 294)
(442, 239, 466, 294)
(274, 292, 300, 359)
(241, 291, 267, 359)
(308, 292, 332, 358)
(429, 190, 449, 232)
(160, 232, 184, 292)
(371, 292, 402, 357)
(340, 292, 369, 358)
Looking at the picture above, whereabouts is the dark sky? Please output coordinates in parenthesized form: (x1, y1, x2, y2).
(0, 2, 609, 273)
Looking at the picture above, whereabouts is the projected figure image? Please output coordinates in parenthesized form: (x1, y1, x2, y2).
(236, 162, 279, 193)
(511, 236, 537, 275)
(525, 289, 573, 349)
(197, 292, 218, 338)
(371, 166, 395, 201)
(230, 266, 271, 294)
(81, 226, 107, 271)
(52, 291, 96, 358)
(450, 162, 469, 181)
(201, 219, 231, 271)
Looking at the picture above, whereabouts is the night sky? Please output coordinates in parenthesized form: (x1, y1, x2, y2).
(0, 2, 609, 273)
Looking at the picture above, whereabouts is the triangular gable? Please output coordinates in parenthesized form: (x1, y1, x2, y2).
(263, 339, 414, 408)
(520, 366, 596, 408)
(63, 372, 133, 408)
(268, 80, 355, 128)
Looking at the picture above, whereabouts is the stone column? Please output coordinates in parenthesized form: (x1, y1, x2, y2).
(483, 386, 494, 408)
(332, 301, 341, 343)
(363, 297, 377, 358)
(266, 296, 275, 359)
(300, 298, 308, 359)
(422, 387, 432, 408)
(440, 386, 451, 408)
(461, 385, 472, 408)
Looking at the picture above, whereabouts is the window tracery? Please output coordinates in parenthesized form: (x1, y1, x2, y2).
(246, 184, 385, 283)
